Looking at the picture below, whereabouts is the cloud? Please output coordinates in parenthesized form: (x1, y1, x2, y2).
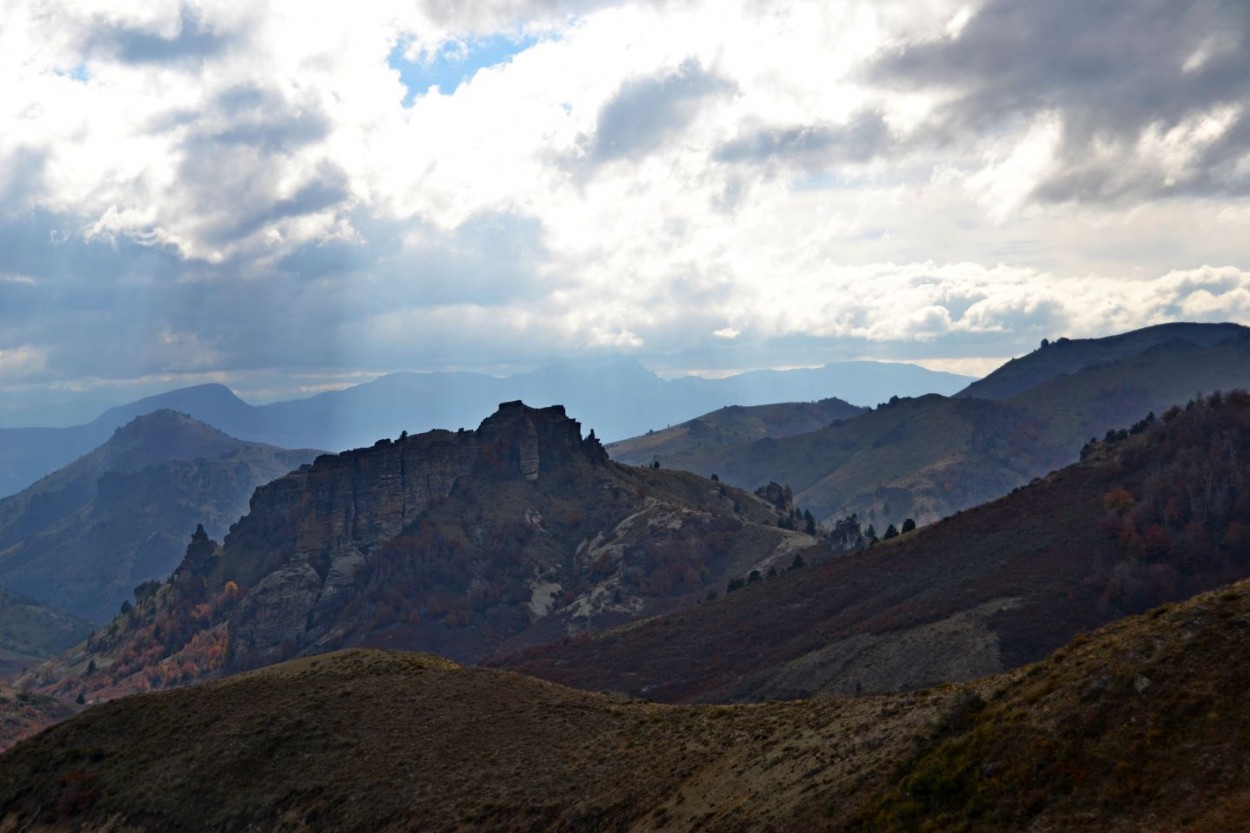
(1, 0, 1248, 410)
(715, 111, 892, 168)
(589, 58, 735, 161)
(875, 0, 1250, 203)
(87, 6, 231, 66)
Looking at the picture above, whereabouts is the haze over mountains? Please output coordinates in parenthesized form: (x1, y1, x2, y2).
(0, 359, 970, 499)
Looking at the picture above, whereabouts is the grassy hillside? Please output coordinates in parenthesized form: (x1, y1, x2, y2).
(0, 648, 958, 832)
(0, 682, 77, 754)
(8, 575, 1250, 831)
(851, 580, 1250, 832)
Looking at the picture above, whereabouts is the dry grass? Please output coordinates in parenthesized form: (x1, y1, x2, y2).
(0, 649, 955, 832)
(8, 574, 1250, 832)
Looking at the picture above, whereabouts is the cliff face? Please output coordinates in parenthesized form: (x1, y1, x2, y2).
(29, 402, 795, 701)
(212, 402, 601, 587)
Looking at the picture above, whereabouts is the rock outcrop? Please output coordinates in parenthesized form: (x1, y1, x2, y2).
(27, 402, 796, 701)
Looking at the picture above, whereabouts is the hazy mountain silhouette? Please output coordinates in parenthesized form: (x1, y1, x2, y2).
(616, 323, 1250, 527)
(0, 360, 971, 498)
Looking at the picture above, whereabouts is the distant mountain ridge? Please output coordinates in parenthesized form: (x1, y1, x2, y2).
(956, 321, 1249, 400)
(0, 359, 972, 498)
(619, 323, 1250, 527)
(0, 411, 320, 623)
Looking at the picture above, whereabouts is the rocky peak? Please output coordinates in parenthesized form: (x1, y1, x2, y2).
(476, 401, 607, 479)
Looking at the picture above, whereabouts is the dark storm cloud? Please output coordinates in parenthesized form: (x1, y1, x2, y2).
(88, 6, 231, 66)
(714, 111, 892, 168)
(590, 59, 735, 161)
(875, 0, 1250, 202)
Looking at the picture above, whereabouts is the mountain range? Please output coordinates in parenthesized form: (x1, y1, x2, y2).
(0, 359, 971, 499)
(612, 322, 1250, 527)
(5, 322, 1250, 828)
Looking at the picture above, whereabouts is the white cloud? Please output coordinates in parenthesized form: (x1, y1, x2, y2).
(0, 0, 1248, 403)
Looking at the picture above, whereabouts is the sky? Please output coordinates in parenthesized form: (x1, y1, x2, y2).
(2, 0, 1249, 419)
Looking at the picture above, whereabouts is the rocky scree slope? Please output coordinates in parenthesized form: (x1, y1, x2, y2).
(24, 402, 801, 702)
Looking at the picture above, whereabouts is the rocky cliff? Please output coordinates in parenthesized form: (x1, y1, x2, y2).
(27, 402, 798, 701)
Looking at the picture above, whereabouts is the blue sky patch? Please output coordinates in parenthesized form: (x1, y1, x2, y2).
(389, 33, 540, 105)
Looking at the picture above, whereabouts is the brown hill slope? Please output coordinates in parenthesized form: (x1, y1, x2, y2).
(0, 681, 77, 754)
(607, 397, 866, 468)
(22, 402, 801, 703)
(0, 648, 959, 832)
(8, 577, 1250, 832)
(495, 391, 1250, 703)
(0, 410, 320, 623)
(850, 578, 1250, 832)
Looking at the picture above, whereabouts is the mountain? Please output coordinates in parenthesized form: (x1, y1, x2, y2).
(0, 360, 972, 498)
(618, 393, 1058, 528)
(958, 321, 1249, 400)
(8, 576, 1250, 831)
(628, 324, 1250, 527)
(0, 384, 261, 500)
(22, 402, 801, 702)
(0, 410, 320, 624)
(495, 391, 1250, 704)
(0, 587, 92, 678)
(607, 397, 867, 467)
